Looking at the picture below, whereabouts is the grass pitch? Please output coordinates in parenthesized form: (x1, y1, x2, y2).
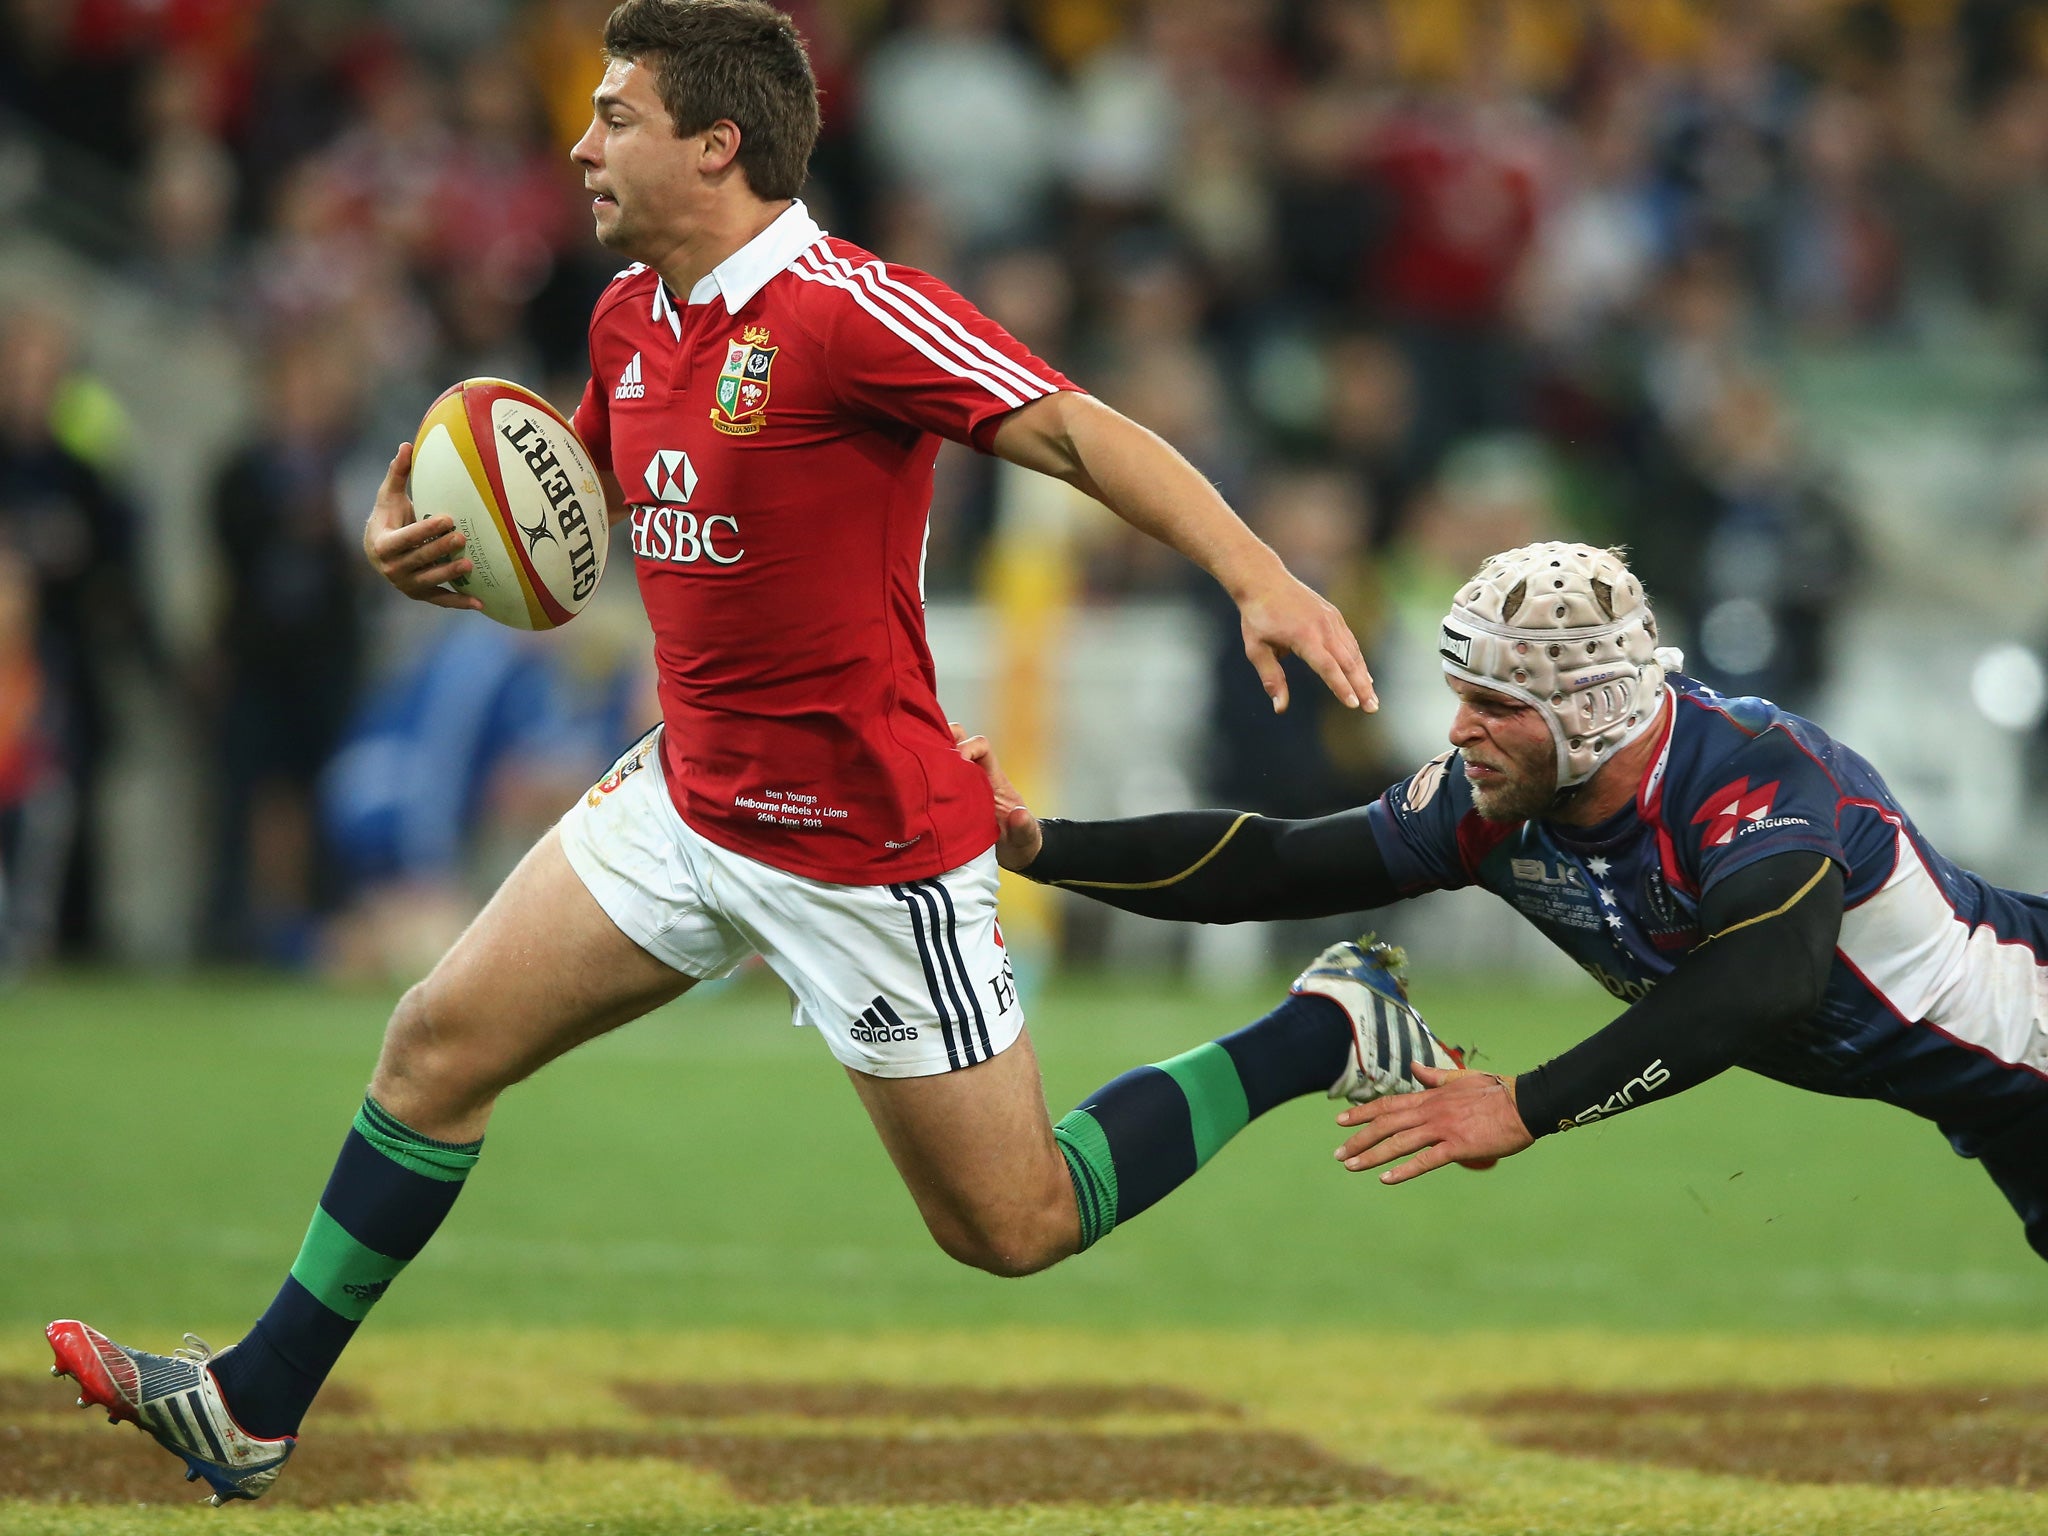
(2, 970, 2045, 1532)
(4, 1329, 2045, 1534)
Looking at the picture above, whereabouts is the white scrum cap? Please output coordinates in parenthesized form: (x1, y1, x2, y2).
(1439, 542, 1684, 789)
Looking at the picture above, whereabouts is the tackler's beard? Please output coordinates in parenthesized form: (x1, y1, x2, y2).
(1469, 746, 1564, 824)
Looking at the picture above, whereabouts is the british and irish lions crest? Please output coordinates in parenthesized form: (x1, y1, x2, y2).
(712, 326, 775, 436)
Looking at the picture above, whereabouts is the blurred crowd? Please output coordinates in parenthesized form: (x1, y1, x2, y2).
(5, 0, 2048, 969)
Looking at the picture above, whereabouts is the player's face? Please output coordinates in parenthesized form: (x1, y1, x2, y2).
(571, 58, 696, 259)
(1446, 677, 1559, 821)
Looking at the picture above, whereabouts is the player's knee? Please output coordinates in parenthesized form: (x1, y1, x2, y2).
(374, 979, 509, 1111)
(936, 1229, 1064, 1278)
(928, 1196, 1078, 1278)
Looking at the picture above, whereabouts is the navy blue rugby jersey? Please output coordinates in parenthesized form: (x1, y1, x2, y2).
(1367, 675, 2048, 1141)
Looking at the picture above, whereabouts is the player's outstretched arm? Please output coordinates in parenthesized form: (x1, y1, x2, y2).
(990, 392, 1377, 715)
(953, 726, 1400, 921)
(362, 442, 484, 612)
(1335, 852, 1845, 1185)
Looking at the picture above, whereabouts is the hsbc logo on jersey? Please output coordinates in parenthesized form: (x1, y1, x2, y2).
(1692, 777, 1782, 846)
(643, 448, 697, 504)
(632, 449, 742, 564)
(630, 504, 743, 566)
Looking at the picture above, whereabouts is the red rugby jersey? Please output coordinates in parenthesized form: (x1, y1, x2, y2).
(573, 201, 1077, 883)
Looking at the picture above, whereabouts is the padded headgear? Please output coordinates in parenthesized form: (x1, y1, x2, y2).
(1439, 542, 1683, 790)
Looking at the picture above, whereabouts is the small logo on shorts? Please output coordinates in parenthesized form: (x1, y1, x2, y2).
(884, 835, 923, 850)
(989, 953, 1017, 1015)
(848, 995, 919, 1044)
(587, 733, 658, 806)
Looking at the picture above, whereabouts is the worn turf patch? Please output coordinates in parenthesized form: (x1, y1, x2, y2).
(0, 1425, 413, 1505)
(6, 1330, 2048, 1535)
(616, 1380, 1236, 1421)
(0, 1425, 1411, 1509)
(0, 1376, 385, 1504)
(2, 1375, 1408, 1508)
(1465, 1384, 2048, 1488)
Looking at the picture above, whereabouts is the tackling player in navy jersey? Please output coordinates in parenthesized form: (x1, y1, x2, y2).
(965, 541, 2048, 1262)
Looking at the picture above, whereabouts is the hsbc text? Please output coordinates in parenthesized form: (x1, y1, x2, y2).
(629, 505, 743, 566)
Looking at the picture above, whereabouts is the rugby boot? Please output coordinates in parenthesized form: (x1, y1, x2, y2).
(1290, 935, 1466, 1103)
(46, 1319, 294, 1505)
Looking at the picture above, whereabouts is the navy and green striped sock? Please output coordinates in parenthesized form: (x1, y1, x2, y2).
(210, 1097, 480, 1438)
(1054, 993, 1351, 1249)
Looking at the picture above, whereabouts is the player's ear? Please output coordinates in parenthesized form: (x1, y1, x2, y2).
(698, 119, 743, 177)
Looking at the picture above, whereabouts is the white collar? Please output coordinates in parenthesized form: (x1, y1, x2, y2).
(649, 200, 824, 337)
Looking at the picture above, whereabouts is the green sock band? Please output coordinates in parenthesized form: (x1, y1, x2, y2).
(290, 1207, 403, 1321)
(286, 1098, 483, 1321)
(1053, 1109, 1118, 1250)
(353, 1096, 483, 1182)
(1153, 1041, 1250, 1168)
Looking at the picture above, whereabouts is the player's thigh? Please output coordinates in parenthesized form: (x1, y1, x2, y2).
(705, 844, 1073, 1267)
(844, 1029, 1076, 1273)
(714, 845, 1024, 1078)
(376, 826, 696, 1122)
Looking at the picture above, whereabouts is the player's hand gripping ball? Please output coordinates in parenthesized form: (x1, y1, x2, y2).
(408, 378, 609, 629)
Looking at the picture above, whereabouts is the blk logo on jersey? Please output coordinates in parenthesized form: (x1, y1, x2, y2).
(1693, 777, 1782, 846)
(712, 328, 775, 436)
(643, 448, 698, 504)
(615, 351, 645, 399)
(1510, 857, 1585, 890)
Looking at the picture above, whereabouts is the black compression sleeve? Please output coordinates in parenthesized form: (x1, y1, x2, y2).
(1024, 806, 1401, 923)
(1513, 853, 1844, 1138)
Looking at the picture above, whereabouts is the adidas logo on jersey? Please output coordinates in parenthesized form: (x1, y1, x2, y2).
(615, 352, 645, 400)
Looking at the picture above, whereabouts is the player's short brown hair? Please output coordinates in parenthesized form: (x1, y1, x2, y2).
(603, 0, 819, 201)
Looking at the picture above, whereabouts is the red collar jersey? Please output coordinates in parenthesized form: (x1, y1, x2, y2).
(572, 201, 1076, 883)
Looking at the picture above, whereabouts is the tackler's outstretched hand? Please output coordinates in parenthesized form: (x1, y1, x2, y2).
(952, 725, 1043, 871)
(1335, 1065, 1533, 1185)
(363, 442, 484, 612)
(1233, 564, 1377, 716)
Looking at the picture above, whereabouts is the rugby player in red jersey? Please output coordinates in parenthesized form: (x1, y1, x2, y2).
(46, 2, 1457, 1502)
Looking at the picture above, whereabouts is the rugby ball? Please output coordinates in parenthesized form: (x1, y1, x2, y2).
(409, 378, 609, 630)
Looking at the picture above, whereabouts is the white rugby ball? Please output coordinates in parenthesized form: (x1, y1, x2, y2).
(409, 378, 609, 630)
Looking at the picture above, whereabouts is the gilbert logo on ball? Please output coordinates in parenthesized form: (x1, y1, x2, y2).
(409, 378, 608, 629)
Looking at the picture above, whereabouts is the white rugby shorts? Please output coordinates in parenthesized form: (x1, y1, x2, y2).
(558, 726, 1024, 1078)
